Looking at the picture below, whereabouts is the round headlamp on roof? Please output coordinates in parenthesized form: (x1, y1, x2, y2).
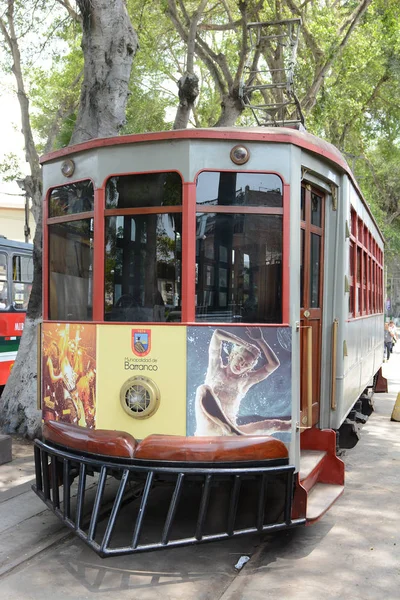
(230, 145, 250, 165)
(61, 159, 75, 178)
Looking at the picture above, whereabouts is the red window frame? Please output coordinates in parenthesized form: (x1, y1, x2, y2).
(349, 208, 383, 318)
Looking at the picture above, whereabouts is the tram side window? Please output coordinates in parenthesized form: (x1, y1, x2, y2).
(0, 253, 8, 309)
(348, 207, 383, 317)
(48, 219, 94, 320)
(105, 173, 182, 322)
(12, 254, 33, 310)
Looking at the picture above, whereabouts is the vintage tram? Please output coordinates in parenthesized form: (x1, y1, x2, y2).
(33, 126, 384, 557)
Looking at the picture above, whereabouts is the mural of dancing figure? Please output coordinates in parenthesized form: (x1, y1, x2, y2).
(195, 327, 291, 436)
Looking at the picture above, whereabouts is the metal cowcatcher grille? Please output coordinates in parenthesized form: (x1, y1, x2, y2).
(32, 439, 305, 557)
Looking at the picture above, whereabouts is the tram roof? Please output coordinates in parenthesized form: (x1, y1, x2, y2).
(40, 127, 383, 243)
(40, 126, 348, 169)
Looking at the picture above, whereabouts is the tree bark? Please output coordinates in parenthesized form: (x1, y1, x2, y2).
(0, 1, 43, 437)
(0, 0, 138, 438)
(214, 90, 244, 127)
(70, 0, 138, 144)
(172, 0, 208, 130)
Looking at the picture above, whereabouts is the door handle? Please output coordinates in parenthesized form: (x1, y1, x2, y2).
(297, 325, 313, 430)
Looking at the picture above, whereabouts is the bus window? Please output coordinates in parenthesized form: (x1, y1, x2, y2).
(12, 254, 33, 310)
(105, 173, 182, 322)
(0, 253, 8, 309)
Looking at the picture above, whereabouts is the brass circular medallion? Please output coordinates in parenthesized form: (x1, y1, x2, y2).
(120, 376, 160, 419)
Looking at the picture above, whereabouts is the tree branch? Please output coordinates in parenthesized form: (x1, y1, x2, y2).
(301, 0, 373, 113)
(55, 0, 82, 23)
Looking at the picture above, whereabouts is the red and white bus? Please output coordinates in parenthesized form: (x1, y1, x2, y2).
(0, 236, 33, 389)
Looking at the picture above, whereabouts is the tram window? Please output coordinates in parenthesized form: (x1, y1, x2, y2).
(12, 254, 33, 310)
(48, 219, 93, 320)
(300, 187, 305, 221)
(300, 230, 304, 308)
(310, 233, 321, 308)
(49, 180, 94, 217)
(311, 192, 322, 227)
(106, 172, 182, 209)
(195, 213, 282, 323)
(196, 172, 283, 207)
(105, 213, 182, 322)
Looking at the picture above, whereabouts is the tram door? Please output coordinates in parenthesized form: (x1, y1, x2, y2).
(300, 184, 325, 427)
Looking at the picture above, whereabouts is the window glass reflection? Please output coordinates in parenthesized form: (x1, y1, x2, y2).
(310, 233, 320, 308)
(195, 213, 282, 323)
(106, 173, 182, 209)
(196, 172, 282, 207)
(49, 219, 93, 320)
(49, 181, 94, 217)
(0, 253, 8, 309)
(311, 192, 322, 227)
(105, 213, 182, 322)
(12, 254, 33, 310)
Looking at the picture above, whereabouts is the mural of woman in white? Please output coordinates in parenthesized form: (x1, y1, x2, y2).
(195, 327, 291, 436)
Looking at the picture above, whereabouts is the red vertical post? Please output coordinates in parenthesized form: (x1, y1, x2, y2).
(181, 182, 196, 323)
(282, 182, 290, 324)
(93, 187, 105, 321)
(42, 191, 49, 320)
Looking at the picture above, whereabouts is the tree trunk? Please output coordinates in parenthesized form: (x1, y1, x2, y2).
(172, 0, 208, 130)
(0, 0, 138, 438)
(70, 0, 138, 144)
(214, 91, 244, 127)
(173, 73, 200, 130)
(0, 2, 43, 437)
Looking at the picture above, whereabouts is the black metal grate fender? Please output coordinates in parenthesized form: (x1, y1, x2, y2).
(32, 439, 305, 557)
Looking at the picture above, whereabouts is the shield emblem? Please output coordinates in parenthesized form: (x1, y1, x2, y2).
(132, 329, 151, 357)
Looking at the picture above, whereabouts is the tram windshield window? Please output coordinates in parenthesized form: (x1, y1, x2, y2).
(12, 254, 33, 310)
(0, 253, 8, 309)
(48, 219, 94, 320)
(196, 172, 282, 207)
(195, 213, 282, 323)
(106, 172, 182, 208)
(105, 213, 182, 322)
(49, 181, 94, 217)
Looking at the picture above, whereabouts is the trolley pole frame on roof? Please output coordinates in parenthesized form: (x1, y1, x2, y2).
(239, 18, 304, 128)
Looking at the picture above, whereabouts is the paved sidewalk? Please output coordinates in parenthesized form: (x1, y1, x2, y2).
(0, 347, 399, 599)
(220, 347, 400, 600)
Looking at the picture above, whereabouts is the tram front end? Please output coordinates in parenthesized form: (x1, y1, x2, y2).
(33, 129, 334, 556)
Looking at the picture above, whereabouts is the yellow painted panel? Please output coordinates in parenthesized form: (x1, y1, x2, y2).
(96, 325, 187, 437)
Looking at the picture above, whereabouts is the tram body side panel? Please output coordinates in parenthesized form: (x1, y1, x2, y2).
(330, 179, 384, 430)
(334, 314, 383, 429)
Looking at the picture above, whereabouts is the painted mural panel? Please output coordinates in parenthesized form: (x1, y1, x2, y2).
(42, 323, 97, 428)
(187, 326, 291, 442)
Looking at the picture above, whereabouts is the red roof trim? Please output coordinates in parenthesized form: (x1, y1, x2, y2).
(40, 127, 347, 169)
